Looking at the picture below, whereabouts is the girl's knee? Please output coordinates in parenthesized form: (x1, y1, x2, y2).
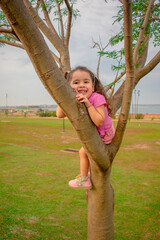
(79, 147, 87, 157)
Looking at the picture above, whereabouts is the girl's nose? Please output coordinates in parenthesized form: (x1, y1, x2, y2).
(79, 82, 84, 87)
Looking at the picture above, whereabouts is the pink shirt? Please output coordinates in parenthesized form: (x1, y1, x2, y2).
(88, 92, 113, 138)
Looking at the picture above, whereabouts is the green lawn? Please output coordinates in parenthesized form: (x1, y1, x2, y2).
(0, 116, 159, 239)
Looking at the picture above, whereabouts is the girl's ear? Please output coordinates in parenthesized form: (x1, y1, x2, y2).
(64, 71, 69, 79)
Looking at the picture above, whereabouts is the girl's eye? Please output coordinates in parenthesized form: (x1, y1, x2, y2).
(72, 81, 78, 84)
(84, 81, 89, 84)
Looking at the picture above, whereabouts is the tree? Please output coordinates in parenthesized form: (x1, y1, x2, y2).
(95, 0, 160, 115)
(0, 0, 80, 73)
(0, 0, 150, 239)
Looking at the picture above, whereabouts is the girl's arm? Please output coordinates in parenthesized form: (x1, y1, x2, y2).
(76, 94, 105, 127)
(87, 104, 105, 127)
(56, 106, 66, 118)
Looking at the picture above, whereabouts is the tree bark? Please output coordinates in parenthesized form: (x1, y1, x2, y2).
(133, 0, 155, 64)
(87, 167, 114, 240)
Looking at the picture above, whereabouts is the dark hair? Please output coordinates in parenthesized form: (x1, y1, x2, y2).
(65, 66, 112, 115)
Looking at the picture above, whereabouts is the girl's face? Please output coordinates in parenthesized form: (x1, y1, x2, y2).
(69, 70, 94, 99)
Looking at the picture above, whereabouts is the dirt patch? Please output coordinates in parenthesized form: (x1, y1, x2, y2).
(61, 134, 78, 144)
(124, 128, 150, 135)
(0, 120, 11, 122)
(34, 172, 53, 176)
(0, 152, 11, 158)
(123, 144, 152, 150)
(27, 216, 39, 224)
(136, 161, 160, 172)
(10, 226, 39, 238)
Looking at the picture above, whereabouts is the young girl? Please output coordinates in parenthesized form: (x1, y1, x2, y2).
(56, 66, 115, 190)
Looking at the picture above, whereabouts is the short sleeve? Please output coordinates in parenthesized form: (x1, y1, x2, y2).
(89, 93, 107, 108)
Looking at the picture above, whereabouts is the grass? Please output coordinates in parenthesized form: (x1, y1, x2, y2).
(0, 116, 160, 239)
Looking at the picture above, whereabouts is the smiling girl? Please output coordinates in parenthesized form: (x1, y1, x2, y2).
(56, 66, 115, 189)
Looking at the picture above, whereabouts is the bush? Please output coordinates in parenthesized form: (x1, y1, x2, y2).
(50, 111, 57, 117)
(37, 111, 52, 117)
(135, 113, 144, 119)
(24, 111, 27, 117)
(5, 110, 8, 117)
(128, 114, 132, 121)
(36, 111, 57, 117)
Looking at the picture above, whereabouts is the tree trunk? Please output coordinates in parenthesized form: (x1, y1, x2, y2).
(88, 166, 114, 240)
(60, 47, 71, 73)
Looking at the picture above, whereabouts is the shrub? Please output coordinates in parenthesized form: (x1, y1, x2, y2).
(135, 113, 144, 119)
(37, 111, 52, 117)
(50, 111, 57, 117)
(5, 110, 8, 117)
(24, 111, 27, 117)
(36, 111, 57, 117)
(128, 114, 132, 121)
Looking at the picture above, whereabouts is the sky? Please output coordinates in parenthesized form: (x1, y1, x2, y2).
(0, 0, 159, 107)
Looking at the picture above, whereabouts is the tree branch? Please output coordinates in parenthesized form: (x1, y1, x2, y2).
(64, 0, 72, 46)
(0, 27, 12, 33)
(56, 1, 65, 42)
(112, 0, 134, 153)
(0, 38, 24, 48)
(50, 51, 60, 65)
(150, 16, 160, 21)
(39, 0, 57, 35)
(133, 0, 155, 63)
(112, 50, 160, 115)
(92, 38, 111, 79)
(0, 33, 59, 64)
(136, 34, 150, 70)
(36, 0, 40, 10)
(135, 50, 160, 84)
(104, 71, 126, 92)
(23, 0, 65, 54)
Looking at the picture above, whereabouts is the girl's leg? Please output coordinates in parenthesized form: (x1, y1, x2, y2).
(79, 147, 89, 176)
(68, 147, 91, 189)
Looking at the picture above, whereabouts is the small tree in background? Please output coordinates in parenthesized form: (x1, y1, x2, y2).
(93, 0, 160, 115)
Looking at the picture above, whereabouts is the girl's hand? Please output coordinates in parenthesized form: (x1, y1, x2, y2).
(76, 93, 91, 108)
(56, 106, 66, 118)
(76, 91, 105, 127)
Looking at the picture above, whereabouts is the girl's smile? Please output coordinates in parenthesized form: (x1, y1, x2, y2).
(69, 70, 94, 99)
